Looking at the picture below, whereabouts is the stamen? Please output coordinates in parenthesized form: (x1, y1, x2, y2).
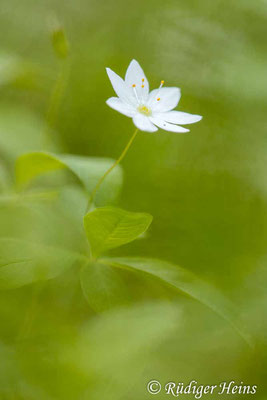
(140, 79, 145, 102)
(155, 79, 165, 102)
(132, 83, 139, 103)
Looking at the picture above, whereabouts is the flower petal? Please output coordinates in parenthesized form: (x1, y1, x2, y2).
(148, 87, 181, 112)
(149, 117, 189, 133)
(106, 97, 136, 117)
(125, 60, 149, 101)
(156, 111, 202, 125)
(133, 114, 158, 132)
(106, 68, 136, 106)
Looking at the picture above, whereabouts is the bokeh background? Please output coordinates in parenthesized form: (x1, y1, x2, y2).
(0, 0, 267, 398)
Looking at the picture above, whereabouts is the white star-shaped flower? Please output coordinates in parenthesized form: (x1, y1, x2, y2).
(106, 59, 202, 133)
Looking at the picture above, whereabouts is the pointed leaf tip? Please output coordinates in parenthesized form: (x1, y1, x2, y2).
(84, 206, 153, 257)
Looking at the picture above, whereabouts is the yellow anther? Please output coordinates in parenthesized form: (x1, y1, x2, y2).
(141, 84, 144, 88)
(157, 97, 160, 101)
(142, 78, 145, 82)
(132, 84, 136, 87)
(161, 80, 164, 85)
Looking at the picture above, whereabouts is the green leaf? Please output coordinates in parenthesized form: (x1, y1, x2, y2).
(105, 257, 252, 346)
(0, 238, 86, 290)
(16, 152, 123, 205)
(80, 261, 130, 311)
(16, 152, 65, 186)
(0, 107, 49, 162)
(83, 207, 153, 257)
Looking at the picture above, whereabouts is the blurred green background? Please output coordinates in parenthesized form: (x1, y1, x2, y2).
(0, 0, 267, 398)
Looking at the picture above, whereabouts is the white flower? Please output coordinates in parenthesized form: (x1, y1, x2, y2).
(106, 59, 202, 133)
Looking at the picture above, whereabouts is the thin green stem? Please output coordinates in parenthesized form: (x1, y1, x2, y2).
(86, 128, 139, 212)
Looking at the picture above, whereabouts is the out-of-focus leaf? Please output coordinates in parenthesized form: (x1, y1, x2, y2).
(105, 257, 252, 346)
(16, 152, 65, 186)
(0, 161, 10, 192)
(0, 107, 48, 161)
(0, 342, 21, 397)
(84, 207, 153, 257)
(0, 54, 21, 86)
(0, 53, 40, 89)
(80, 261, 130, 311)
(48, 14, 69, 58)
(0, 238, 86, 290)
(16, 152, 123, 205)
(0, 185, 91, 255)
(64, 301, 181, 378)
(52, 28, 69, 59)
(56, 185, 88, 229)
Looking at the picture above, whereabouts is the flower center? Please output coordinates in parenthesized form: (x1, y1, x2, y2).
(131, 79, 165, 114)
(138, 104, 152, 116)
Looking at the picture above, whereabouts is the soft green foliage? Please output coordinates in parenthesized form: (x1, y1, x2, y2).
(79, 255, 250, 344)
(0, 0, 266, 398)
(80, 261, 130, 311)
(0, 53, 38, 90)
(0, 238, 85, 289)
(84, 206, 153, 256)
(0, 162, 9, 192)
(16, 151, 123, 204)
(0, 107, 47, 162)
(16, 152, 66, 186)
(51, 27, 69, 59)
(105, 257, 251, 345)
(65, 301, 181, 399)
